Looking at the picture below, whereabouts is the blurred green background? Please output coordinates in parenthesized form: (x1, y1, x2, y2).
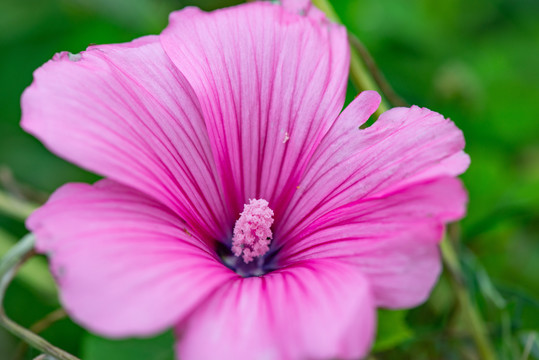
(1, 0, 538, 359)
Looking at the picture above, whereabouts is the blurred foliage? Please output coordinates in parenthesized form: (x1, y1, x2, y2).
(83, 331, 175, 360)
(0, 0, 538, 359)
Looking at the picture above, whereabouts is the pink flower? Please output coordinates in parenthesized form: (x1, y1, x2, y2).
(21, 2, 469, 359)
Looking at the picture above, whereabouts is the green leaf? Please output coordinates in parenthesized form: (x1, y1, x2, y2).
(372, 309, 413, 352)
(83, 330, 175, 360)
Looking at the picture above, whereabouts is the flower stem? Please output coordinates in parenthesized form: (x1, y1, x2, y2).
(0, 234, 80, 360)
(311, 0, 391, 114)
(15, 308, 68, 360)
(348, 34, 408, 108)
(0, 229, 57, 302)
(441, 235, 497, 360)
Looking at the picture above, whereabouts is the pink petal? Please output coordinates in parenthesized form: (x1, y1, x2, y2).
(21, 36, 229, 241)
(391, 150, 470, 191)
(278, 94, 468, 242)
(279, 177, 467, 308)
(160, 2, 349, 217)
(27, 180, 237, 337)
(176, 259, 375, 360)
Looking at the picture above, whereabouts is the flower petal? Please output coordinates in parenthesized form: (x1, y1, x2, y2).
(176, 259, 375, 360)
(21, 36, 229, 241)
(161, 2, 349, 216)
(279, 94, 468, 242)
(279, 177, 467, 308)
(27, 180, 237, 337)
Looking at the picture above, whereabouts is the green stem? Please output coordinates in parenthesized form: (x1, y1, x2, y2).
(311, 0, 391, 114)
(0, 229, 57, 301)
(0, 234, 79, 360)
(348, 34, 408, 108)
(0, 189, 38, 221)
(441, 237, 497, 360)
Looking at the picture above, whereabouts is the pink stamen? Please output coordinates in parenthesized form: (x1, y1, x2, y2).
(231, 199, 274, 263)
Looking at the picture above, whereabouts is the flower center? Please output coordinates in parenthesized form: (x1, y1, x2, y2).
(231, 198, 274, 263)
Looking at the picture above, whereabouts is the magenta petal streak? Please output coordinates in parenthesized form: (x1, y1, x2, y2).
(21, 36, 231, 242)
(27, 180, 238, 337)
(22, 2, 469, 360)
(161, 3, 349, 216)
(177, 260, 374, 360)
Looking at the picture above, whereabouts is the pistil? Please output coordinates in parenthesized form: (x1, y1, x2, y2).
(231, 199, 274, 263)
